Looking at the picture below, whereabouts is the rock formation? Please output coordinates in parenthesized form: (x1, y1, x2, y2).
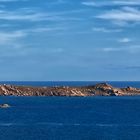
(0, 83, 139, 96)
(0, 104, 10, 108)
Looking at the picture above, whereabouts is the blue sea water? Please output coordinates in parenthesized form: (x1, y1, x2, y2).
(0, 81, 140, 140)
(0, 81, 140, 88)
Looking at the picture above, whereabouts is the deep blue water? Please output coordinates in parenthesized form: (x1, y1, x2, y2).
(0, 81, 140, 88)
(0, 96, 140, 140)
(0, 82, 140, 140)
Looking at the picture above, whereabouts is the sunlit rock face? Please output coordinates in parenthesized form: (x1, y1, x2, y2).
(0, 83, 139, 96)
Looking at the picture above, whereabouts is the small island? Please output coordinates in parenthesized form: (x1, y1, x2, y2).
(0, 83, 140, 96)
(0, 104, 10, 108)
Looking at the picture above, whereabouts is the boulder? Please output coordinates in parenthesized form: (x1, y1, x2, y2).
(0, 104, 10, 108)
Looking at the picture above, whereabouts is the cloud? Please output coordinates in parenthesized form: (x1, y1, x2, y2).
(50, 0, 68, 4)
(18, 26, 66, 35)
(0, 8, 63, 22)
(29, 27, 65, 33)
(0, 30, 28, 58)
(113, 1, 140, 6)
(96, 7, 140, 26)
(0, 31, 26, 45)
(0, 25, 66, 57)
(0, 0, 27, 1)
(0, 10, 47, 21)
(82, 1, 140, 7)
(102, 45, 140, 53)
(102, 47, 120, 52)
(118, 38, 132, 43)
(82, 2, 96, 6)
(0, 8, 84, 23)
(92, 27, 122, 33)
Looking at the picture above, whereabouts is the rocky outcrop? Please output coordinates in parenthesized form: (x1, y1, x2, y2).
(0, 83, 139, 96)
(0, 104, 10, 108)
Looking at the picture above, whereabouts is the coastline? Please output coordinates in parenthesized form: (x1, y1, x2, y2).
(0, 83, 140, 97)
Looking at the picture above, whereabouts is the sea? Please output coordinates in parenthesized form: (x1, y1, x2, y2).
(0, 81, 140, 140)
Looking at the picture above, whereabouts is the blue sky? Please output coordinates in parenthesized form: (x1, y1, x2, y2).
(0, 0, 140, 81)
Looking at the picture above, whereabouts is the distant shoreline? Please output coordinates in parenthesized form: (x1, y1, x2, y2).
(0, 83, 140, 96)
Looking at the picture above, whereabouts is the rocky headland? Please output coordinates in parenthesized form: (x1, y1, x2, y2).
(0, 83, 140, 96)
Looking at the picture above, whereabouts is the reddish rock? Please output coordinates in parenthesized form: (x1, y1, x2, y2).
(0, 83, 139, 96)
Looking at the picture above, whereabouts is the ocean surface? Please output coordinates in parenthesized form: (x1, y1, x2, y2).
(0, 81, 140, 88)
(0, 81, 140, 140)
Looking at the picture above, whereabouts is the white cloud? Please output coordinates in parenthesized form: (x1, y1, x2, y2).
(118, 38, 132, 43)
(18, 26, 66, 35)
(0, 8, 84, 23)
(53, 0, 68, 4)
(0, 0, 27, 2)
(96, 7, 140, 25)
(0, 26, 66, 56)
(103, 47, 119, 52)
(0, 8, 61, 22)
(92, 27, 122, 33)
(82, 0, 140, 7)
(102, 45, 140, 53)
(113, 1, 140, 6)
(0, 10, 46, 21)
(0, 31, 26, 45)
(0, 30, 28, 58)
(82, 2, 96, 6)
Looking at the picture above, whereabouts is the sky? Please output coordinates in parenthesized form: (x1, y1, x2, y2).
(0, 0, 140, 81)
